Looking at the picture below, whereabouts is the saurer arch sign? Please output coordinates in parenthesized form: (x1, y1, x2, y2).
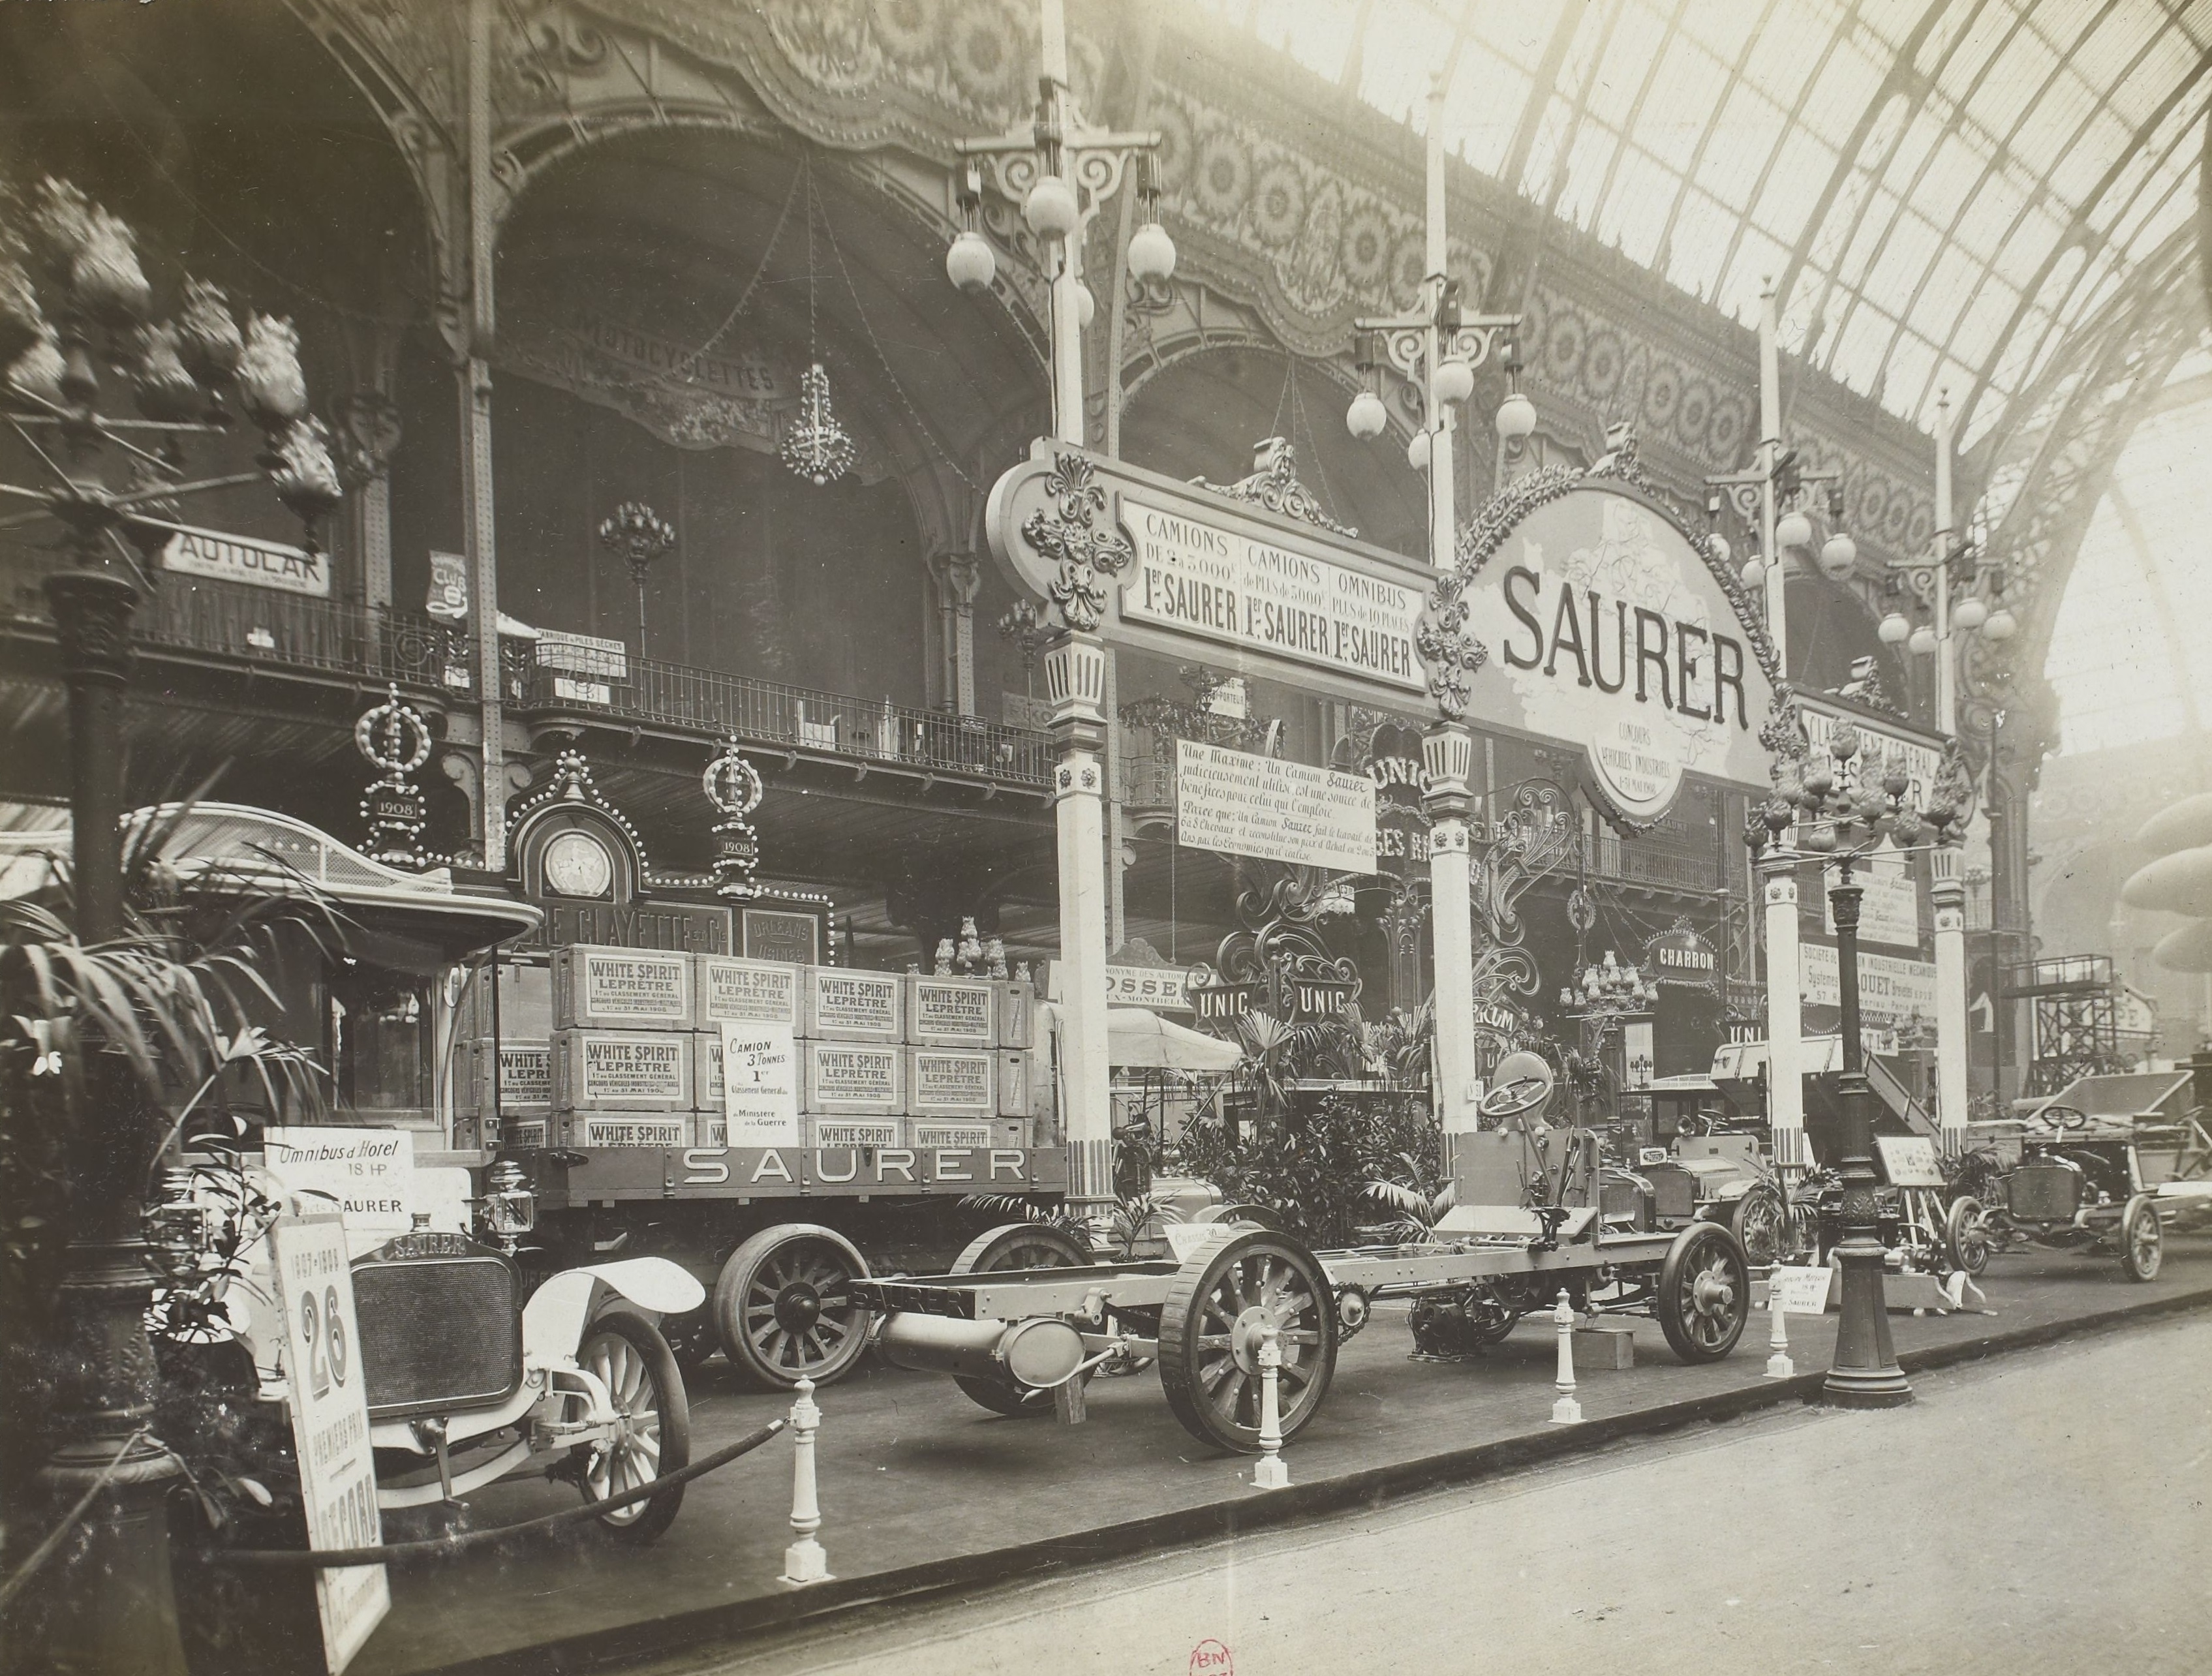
(986, 444, 1782, 824)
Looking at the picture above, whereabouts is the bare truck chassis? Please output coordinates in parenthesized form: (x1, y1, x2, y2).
(854, 1206, 1751, 1454)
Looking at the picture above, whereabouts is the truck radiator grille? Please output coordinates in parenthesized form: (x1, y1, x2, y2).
(350, 1253, 523, 1420)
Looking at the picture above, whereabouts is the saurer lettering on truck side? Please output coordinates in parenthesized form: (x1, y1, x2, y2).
(675, 1147, 1031, 1188)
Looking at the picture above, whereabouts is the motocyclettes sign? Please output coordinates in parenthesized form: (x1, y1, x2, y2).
(1463, 481, 1777, 821)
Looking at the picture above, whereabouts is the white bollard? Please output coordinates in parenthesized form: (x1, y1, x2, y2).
(1765, 1285, 1794, 1379)
(1550, 1290, 1581, 1425)
(1252, 1324, 1290, 1489)
(779, 1376, 831, 1585)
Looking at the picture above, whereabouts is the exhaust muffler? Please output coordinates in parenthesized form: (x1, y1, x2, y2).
(874, 1313, 1086, 1388)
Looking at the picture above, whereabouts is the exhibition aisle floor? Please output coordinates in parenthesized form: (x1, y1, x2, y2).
(352, 1248, 2212, 1676)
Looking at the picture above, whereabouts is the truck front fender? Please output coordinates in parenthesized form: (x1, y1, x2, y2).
(522, 1258, 705, 1369)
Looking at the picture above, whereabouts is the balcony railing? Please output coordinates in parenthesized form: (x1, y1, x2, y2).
(517, 653, 1053, 787)
(1, 558, 1053, 789)
(3, 553, 475, 693)
(1586, 831, 1722, 893)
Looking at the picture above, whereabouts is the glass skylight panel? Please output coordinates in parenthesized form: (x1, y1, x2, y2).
(1829, 299, 1898, 393)
(1697, 82, 1783, 207)
(1753, 125, 1838, 240)
(1641, 34, 1719, 174)
(1975, 27, 2061, 138)
(1948, 273, 2020, 373)
(1914, 242, 1985, 346)
(1740, 11, 1815, 110)
(1939, 2, 2020, 92)
(2187, 0, 2212, 49)
(1665, 188, 1738, 299)
(1719, 226, 1791, 324)
(1269, 0, 1363, 82)
(1866, 206, 1944, 306)
(1477, 3, 1558, 72)
(1839, 183, 1903, 278)
(1444, 46, 1531, 177)
(2125, 179, 2198, 262)
(1586, 3, 1672, 131)
(1953, 168, 2029, 260)
(1905, 127, 1988, 230)
(1357, 0, 1456, 124)
(2050, 110, 2136, 206)
(2011, 71, 2098, 183)
(1886, 329, 1941, 412)
(1560, 119, 1623, 228)
(1599, 147, 1680, 265)
(1799, 38, 1885, 147)
(1682, 0, 1762, 63)
(1852, 0, 1924, 52)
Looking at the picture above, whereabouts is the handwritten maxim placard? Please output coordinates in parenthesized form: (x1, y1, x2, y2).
(1176, 740, 1377, 872)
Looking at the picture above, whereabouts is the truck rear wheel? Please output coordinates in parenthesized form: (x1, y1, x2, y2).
(949, 1223, 1092, 1417)
(1158, 1228, 1336, 1454)
(1655, 1222, 1749, 1364)
(712, 1224, 872, 1390)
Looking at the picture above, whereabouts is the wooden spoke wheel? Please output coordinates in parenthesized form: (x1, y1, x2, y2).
(576, 1310, 690, 1541)
(1655, 1222, 1749, 1365)
(1945, 1196, 1991, 1277)
(1727, 1187, 1786, 1269)
(1158, 1228, 1337, 1454)
(949, 1223, 1093, 1417)
(712, 1224, 872, 1390)
(2119, 1195, 2163, 1283)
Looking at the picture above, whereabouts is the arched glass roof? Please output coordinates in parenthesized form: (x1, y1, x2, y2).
(1202, 0, 2211, 448)
(2044, 350, 2212, 755)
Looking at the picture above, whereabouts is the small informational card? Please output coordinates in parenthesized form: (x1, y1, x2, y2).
(263, 1128, 415, 1235)
(1875, 1135, 1946, 1189)
(1768, 1264, 1837, 1315)
(268, 1216, 388, 1673)
(722, 1021, 800, 1146)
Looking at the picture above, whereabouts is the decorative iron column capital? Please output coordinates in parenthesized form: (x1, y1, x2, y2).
(44, 568, 140, 689)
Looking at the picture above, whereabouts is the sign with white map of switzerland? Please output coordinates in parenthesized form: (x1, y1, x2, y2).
(1176, 740, 1377, 872)
(1469, 486, 1775, 821)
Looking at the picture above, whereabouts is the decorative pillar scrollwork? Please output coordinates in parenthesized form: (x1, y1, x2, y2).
(355, 683, 435, 868)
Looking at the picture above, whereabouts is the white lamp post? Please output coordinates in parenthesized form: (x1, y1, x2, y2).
(947, 0, 1167, 1217)
(1702, 282, 1852, 1174)
(1338, 71, 1519, 1140)
(1884, 389, 2015, 1153)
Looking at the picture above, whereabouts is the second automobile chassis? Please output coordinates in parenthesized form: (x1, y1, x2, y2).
(853, 1193, 1751, 1454)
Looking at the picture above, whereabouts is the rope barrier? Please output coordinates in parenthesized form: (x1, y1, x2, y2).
(200, 1418, 785, 1568)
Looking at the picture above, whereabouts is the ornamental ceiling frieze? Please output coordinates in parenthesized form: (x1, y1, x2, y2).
(1516, 283, 1934, 566)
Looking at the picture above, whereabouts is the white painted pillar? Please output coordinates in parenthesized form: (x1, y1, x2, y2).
(1040, 0, 1088, 449)
(1046, 632, 1113, 1209)
(1931, 844, 1969, 1150)
(1757, 282, 1787, 678)
(1424, 722, 1477, 1135)
(1761, 851, 1806, 1169)
(1423, 77, 1456, 575)
(1932, 394, 1958, 735)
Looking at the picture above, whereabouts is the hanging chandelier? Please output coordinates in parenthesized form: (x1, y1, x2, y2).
(780, 361, 854, 486)
(1559, 949, 1659, 1021)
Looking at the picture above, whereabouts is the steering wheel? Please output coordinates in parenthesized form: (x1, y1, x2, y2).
(2037, 1105, 2090, 1131)
(1481, 1076, 1550, 1119)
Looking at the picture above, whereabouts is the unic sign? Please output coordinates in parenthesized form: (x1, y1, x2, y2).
(1465, 485, 1777, 821)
